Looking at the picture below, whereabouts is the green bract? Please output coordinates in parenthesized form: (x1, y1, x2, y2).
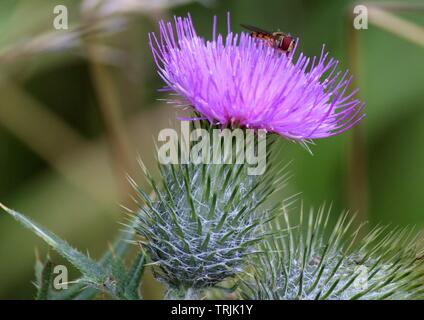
(132, 125, 289, 297)
(241, 206, 424, 300)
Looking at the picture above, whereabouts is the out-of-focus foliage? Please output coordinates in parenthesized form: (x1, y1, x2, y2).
(0, 0, 423, 299)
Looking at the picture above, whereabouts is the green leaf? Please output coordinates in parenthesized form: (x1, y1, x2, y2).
(124, 252, 146, 300)
(51, 283, 95, 300)
(54, 226, 140, 300)
(35, 254, 54, 300)
(111, 257, 127, 298)
(34, 251, 43, 289)
(0, 203, 107, 284)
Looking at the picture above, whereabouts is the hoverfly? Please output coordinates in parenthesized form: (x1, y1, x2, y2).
(240, 24, 295, 55)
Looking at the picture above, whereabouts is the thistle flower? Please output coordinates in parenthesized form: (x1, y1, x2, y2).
(131, 132, 289, 298)
(149, 14, 364, 141)
(240, 206, 424, 300)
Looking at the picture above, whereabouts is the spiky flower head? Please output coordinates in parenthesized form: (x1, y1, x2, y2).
(240, 206, 424, 300)
(132, 131, 288, 298)
(149, 14, 364, 141)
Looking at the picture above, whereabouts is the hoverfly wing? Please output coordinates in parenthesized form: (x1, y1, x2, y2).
(240, 24, 272, 36)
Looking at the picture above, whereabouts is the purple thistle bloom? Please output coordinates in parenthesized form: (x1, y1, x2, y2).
(149, 14, 364, 141)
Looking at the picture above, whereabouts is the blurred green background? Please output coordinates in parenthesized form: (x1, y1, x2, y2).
(0, 0, 423, 299)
